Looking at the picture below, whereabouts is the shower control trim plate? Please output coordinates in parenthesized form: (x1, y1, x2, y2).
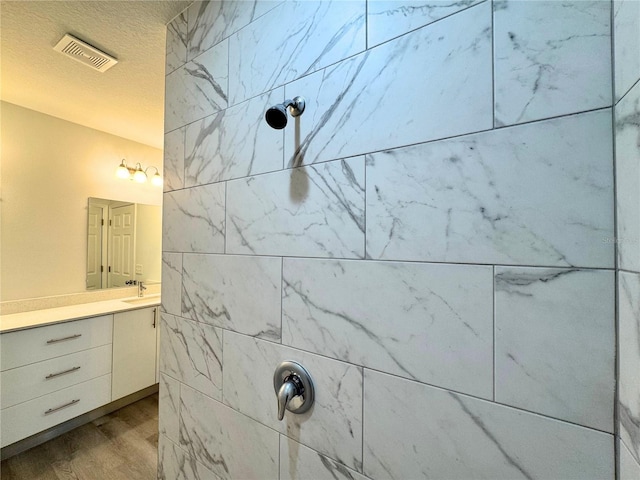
(273, 361, 314, 420)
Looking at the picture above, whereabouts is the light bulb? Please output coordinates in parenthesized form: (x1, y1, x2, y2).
(133, 165, 147, 183)
(116, 161, 130, 179)
(151, 172, 163, 187)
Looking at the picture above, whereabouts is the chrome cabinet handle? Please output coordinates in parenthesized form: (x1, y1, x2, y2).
(45, 366, 81, 380)
(46, 334, 82, 344)
(44, 398, 80, 415)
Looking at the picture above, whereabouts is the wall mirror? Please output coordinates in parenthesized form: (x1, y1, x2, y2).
(87, 197, 162, 290)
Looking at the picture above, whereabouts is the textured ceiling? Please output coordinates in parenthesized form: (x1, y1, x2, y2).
(1, 0, 191, 148)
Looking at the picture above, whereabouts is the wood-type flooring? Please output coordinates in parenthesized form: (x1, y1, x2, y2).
(0, 393, 158, 480)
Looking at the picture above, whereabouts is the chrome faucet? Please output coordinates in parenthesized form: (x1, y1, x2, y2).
(138, 281, 146, 298)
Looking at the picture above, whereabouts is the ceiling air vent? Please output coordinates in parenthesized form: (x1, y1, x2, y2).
(53, 34, 118, 73)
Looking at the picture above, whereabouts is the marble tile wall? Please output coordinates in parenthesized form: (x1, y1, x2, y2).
(161, 0, 621, 478)
(614, 0, 640, 476)
(493, 0, 611, 126)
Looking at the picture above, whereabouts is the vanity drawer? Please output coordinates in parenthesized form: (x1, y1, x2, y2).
(1, 315, 113, 371)
(1, 344, 112, 409)
(0, 374, 111, 448)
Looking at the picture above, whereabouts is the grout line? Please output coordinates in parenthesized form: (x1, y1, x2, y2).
(610, 1, 621, 478)
(223, 181, 228, 254)
(619, 268, 640, 276)
(181, 126, 187, 189)
(365, 0, 368, 51)
(492, 264, 496, 402)
(164, 251, 617, 272)
(163, 106, 612, 195)
(180, 252, 184, 317)
(220, 328, 225, 405)
(491, 0, 496, 130)
(614, 76, 640, 107)
(361, 366, 366, 474)
(363, 155, 367, 258)
(280, 257, 284, 345)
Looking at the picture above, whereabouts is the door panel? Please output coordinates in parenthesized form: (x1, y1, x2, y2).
(108, 204, 135, 287)
(86, 205, 103, 290)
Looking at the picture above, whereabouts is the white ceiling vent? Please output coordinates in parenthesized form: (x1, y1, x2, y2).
(53, 34, 118, 73)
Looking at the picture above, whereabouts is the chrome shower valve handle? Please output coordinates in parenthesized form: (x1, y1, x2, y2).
(273, 361, 314, 421)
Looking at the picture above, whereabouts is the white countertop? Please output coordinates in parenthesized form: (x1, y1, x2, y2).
(0, 295, 161, 333)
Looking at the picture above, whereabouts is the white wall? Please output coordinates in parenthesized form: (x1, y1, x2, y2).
(1, 101, 162, 301)
(135, 203, 162, 284)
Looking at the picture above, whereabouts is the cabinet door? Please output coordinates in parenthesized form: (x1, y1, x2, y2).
(112, 307, 157, 400)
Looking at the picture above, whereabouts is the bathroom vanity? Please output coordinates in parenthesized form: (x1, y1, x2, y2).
(0, 295, 160, 457)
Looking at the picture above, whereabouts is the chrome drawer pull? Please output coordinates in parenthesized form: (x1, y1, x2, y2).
(44, 398, 80, 415)
(46, 334, 82, 344)
(45, 366, 81, 379)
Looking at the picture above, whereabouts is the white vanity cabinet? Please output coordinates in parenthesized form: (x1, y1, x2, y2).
(111, 306, 158, 400)
(0, 315, 113, 448)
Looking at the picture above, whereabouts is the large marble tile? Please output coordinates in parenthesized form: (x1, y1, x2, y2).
(184, 89, 284, 187)
(283, 259, 493, 398)
(367, 0, 482, 47)
(163, 128, 184, 192)
(223, 332, 363, 471)
(187, 0, 279, 61)
(616, 80, 640, 273)
(162, 183, 225, 254)
(161, 252, 182, 316)
(495, 267, 615, 432)
(160, 313, 222, 401)
(620, 439, 640, 480)
(284, 1, 492, 167)
(159, 373, 180, 443)
(179, 384, 279, 479)
(619, 271, 640, 464)
(159, 435, 219, 480)
(364, 370, 614, 480)
(614, 0, 640, 101)
(181, 254, 281, 340)
(228, 1, 366, 104)
(280, 437, 370, 480)
(166, 12, 188, 75)
(226, 157, 365, 258)
(366, 110, 614, 268)
(494, 0, 611, 127)
(165, 41, 228, 133)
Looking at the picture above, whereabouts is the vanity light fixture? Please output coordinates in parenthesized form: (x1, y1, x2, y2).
(115, 159, 163, 186)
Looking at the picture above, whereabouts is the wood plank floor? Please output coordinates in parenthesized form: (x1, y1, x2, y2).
(0, 393, 158, 480)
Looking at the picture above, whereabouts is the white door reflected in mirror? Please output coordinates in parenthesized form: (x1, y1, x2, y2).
(86, 198, 161, 290)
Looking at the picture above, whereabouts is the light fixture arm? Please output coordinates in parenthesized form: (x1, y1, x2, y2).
(115, 159, 162, 186)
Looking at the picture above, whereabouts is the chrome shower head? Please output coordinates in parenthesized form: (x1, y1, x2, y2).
(265, 96, 305, 129)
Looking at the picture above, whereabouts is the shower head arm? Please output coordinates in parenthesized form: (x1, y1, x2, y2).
(284, 96, 305, 117)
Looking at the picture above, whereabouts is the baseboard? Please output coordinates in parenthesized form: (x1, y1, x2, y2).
(1, 383, 159, 461)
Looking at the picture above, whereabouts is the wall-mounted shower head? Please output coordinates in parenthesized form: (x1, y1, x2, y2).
(265, 96, 306, 129)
